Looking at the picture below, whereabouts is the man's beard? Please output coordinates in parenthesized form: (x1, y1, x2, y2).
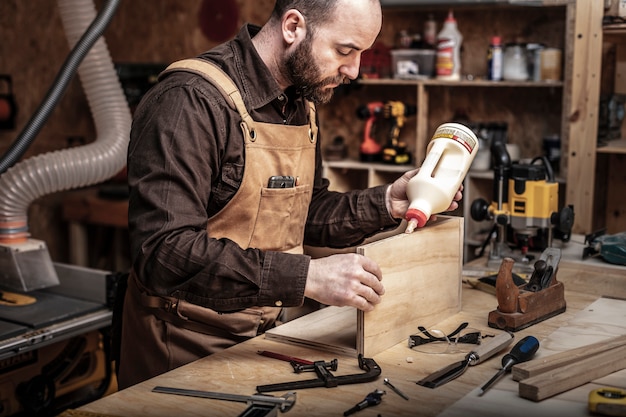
(285, 36, 346, 105)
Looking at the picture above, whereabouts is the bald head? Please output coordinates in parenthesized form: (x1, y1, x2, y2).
(270, 0, 382, 34)
(254, 0, 382, 102)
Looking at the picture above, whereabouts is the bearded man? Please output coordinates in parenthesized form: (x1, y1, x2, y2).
(117, 0, 462, 389)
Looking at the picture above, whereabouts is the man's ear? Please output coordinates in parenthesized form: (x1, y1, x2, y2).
(282, 9, 307, 46)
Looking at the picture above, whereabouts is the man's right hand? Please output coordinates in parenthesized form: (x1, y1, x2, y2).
(304, 254, 385, 312)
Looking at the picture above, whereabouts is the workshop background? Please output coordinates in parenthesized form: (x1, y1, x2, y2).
(0, 0, 625, 415)
(0, 0, 625, 273)
(0, 0, 274, 270)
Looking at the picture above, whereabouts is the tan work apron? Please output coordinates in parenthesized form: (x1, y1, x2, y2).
(118, 59, 317, 389)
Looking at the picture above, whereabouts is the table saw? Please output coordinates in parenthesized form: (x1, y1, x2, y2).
(0, 263, 114, 416)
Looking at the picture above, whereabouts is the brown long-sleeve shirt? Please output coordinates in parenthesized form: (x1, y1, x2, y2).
(127, 24, 400, 312)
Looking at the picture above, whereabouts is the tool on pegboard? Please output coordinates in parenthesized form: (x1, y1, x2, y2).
(488, 247, 566, 332)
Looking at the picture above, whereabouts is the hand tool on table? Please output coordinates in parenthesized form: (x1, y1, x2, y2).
(383, 377, 409, 400)
(588, 387, 626, 417)
(257, 350, 314, 370)
(408, 321, 483, 353)
(343, 389, 385, 416)
(512, 334, 626, 402)
(416, 331, 514, 389)
(487, 248, 566, 332)
(152, 386, 296, 416)
(256, 354, 381, 393)
(478, 335, 539, 395)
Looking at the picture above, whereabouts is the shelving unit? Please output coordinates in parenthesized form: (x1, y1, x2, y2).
(318, 0, 603, 259)
(596, 22, 626, 233)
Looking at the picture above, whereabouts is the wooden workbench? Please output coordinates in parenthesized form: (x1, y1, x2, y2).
(76, 252, 626, 417)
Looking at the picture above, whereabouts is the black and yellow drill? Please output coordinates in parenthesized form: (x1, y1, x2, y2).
(356, 101, 416, 164)
(471, 141, 574, 259)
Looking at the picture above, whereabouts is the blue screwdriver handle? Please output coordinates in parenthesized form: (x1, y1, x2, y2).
(502, 335, 540, 370)
(479, 335, 540, 395)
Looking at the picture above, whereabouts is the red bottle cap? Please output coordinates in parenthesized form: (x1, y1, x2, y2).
(405, 208, 428, 228)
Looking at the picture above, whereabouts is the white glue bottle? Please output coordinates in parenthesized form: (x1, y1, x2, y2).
(436, 10, 463, 81)
(405, 123, 479, 233)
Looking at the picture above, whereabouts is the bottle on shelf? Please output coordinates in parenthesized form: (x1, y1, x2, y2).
(487, 36, 503, 81)
(423, 14, 437, 49)
(405, 123, 479, 233)
(435, 10, 463, 81)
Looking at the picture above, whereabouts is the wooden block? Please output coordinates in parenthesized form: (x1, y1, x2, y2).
(512, 334, 626, 381)
(266, 216, 463, 357)
(518, 344, 626, 402)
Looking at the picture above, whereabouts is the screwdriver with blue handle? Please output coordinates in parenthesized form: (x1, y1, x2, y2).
(478, 335, 540, 396)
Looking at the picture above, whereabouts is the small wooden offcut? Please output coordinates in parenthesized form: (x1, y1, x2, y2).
(266, 216, 464, 357)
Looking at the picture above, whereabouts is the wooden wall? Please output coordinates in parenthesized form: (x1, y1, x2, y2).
(0, 0, 273, 263)
(317, 5, 567, 164)
(0, 1, 619, 268)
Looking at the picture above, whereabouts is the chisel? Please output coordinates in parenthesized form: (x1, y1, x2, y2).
(417, 331, 514, 388)
(479, 335, 540, 396)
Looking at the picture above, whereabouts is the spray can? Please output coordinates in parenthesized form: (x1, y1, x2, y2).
(436, 10, 463, 80)
(487, 36, 503, 81)
(405, 123, 479, 233)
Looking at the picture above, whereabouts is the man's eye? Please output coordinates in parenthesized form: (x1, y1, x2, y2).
(337, 49, 352, 57)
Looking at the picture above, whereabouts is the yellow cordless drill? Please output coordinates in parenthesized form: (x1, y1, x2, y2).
(356, 101, 416, 164)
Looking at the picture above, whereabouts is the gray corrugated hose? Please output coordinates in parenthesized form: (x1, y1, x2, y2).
(0, 0, 131, 242)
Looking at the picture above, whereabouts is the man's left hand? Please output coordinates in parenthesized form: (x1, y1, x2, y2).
(386, 168, 463, 221)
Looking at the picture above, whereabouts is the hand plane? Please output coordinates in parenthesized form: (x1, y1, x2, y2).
(488, 248, 566, 332)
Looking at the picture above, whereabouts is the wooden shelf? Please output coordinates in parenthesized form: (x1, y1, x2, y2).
(323, 159, 415, 172)
(603, 23, 626, 37)
(597, 18, 626, 233)
(359, 78, 564, 88)
(317, 1, 602, 238)
(467, 169, 566, 183)
(322, 160, 414, 190)
(597, 138, 626, 154)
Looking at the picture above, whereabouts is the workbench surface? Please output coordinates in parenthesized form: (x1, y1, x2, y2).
(78, 259, 626, 417)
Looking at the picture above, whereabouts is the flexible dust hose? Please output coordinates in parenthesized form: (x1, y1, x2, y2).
(0, 0, 121, 174)
(0, 0, 131, 241)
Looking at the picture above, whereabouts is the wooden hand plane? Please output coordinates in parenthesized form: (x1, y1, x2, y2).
(488, 248, 566, 332)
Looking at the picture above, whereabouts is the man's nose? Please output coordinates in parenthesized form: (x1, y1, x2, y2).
(341, 55, 361, 80)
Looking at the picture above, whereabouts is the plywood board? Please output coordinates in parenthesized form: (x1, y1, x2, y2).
(266, 306, 357, 355)
(356, 216, 463, 356)
(437, 296, 626, 417)
(266, 216, 463, 357)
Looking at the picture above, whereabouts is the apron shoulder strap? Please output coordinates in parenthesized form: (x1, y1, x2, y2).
(307, 101, 318, 142)
(160, 58, 253, 127)
(161, 58, 318, 141)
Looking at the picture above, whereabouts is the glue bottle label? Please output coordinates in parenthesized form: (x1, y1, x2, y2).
(436, 38, 455, 76)
(431, 125, 478, 154)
